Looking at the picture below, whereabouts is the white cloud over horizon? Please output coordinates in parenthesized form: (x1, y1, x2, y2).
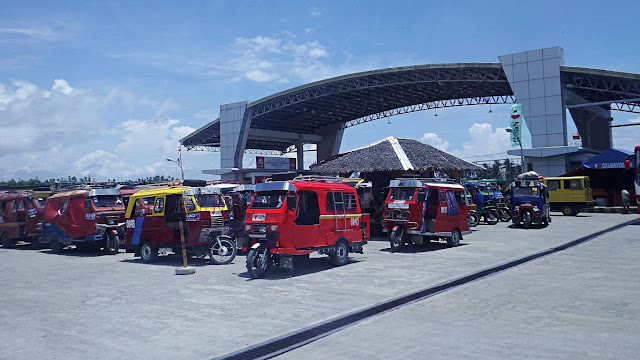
(0, 79, 202, 182)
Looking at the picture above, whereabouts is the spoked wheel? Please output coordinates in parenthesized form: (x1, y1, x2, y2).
(485, 209, 499, 225)
(389, 227, 404, 252)
(209, 235, 237, 265)
(467, 211, 480, 227)
(447, 228, 461, 247)
(246, 245, 270, 279)
(140, 242, 158, 263)
(499, 208, 511, 222)
(523, 211, 532, 229)
(330, 239, 349, 266)
(103, 232, 119, 255)
(561, 205, 576, 216)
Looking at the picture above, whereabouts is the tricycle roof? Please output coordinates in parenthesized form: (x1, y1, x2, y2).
(389, 178, 464, 190)
(0, 192, 32, 201)
(88, 188, 121, 197)
(184, 187, 223, 195)
(255, 181, 297, 192)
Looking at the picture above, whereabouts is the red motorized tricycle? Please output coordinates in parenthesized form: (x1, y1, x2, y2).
(43, 188, 126, 254)
(382, 178, 471, 251)
(0, 193, 44, 248)
(244, 176, 369, 278)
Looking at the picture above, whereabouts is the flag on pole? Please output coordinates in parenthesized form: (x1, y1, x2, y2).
(509, 104, 523, 146)
(176, 144, 182, 167)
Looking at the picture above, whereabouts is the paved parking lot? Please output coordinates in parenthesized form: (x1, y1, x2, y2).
(1, 212, 639, 360)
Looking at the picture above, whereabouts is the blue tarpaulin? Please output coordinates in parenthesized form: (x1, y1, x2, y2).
(582, 148, 633, 169)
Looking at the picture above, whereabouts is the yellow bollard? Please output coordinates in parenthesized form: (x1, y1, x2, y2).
(175, 220, 195, 275)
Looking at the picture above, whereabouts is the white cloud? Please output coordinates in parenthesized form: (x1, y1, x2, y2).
(52, 79, 73, 95)
(629, 117, 640, 123)
(245, 69, 279, 82)
(420, 132, 450, 151)
(0, 26, 60, 41)
(454, 123, 512, 159)
(0, 79, 198, 181)
(311, 7, 324, 16)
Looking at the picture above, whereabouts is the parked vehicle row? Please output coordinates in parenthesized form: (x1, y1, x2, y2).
(1, 172, 569, 278)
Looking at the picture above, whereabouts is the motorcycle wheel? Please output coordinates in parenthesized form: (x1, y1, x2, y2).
(485, 209, 499, 225)
(103, 233, 119, 255)
(209, 235, 237, 265)
(467, 211, 480, 227)
(246, 245, 270, 279)
(389, 227, 404, 252)
(499, 209, 511, 222)
(523, 211, 532, 229)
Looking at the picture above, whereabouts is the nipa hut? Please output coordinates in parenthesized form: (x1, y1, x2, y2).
(313, 136, 482, 176)
(312, 136, 483, 200)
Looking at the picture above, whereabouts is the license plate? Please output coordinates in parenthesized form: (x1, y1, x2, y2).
(158, 247, 172, 253)
(252, 213, 266, 221)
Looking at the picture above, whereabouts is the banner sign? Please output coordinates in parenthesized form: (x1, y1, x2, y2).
(256, 156, 296, 170)
(509, 103, 523, 146)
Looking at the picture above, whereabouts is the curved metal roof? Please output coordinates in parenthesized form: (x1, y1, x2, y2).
(182, 63, 640, 153)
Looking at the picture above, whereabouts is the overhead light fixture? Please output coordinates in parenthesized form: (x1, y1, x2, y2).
(489, 104, 493, 113)
(387, 120, 391, 125)
(434, 109, 438, 117)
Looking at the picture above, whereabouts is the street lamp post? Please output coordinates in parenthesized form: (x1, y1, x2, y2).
(505, 127, 524, 171)
(167, 158, 184, 181)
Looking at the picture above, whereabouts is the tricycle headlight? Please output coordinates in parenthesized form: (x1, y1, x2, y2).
(245, 224, 251, 231)
(270, 224, 278, 232)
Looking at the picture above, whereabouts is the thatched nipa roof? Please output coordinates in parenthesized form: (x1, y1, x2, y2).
(313, 136, 483, 173)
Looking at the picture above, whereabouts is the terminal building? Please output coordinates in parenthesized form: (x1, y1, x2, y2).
(180, 46, 640, 181)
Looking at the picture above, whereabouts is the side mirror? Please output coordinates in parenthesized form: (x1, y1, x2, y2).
(286, 195, 297, 212)
(416, 190, 426, 202)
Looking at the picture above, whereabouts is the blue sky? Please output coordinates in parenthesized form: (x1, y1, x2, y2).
(1, 0, 639, 181)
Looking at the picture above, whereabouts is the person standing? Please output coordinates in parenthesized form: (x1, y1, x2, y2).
(621, 188, 630, 214)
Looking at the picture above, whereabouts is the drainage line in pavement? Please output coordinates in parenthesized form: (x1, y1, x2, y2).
(214, 218, 640, 360)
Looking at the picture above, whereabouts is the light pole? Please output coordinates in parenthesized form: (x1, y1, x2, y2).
(505, 127, 524, 171)
(166, 158, 184, 181)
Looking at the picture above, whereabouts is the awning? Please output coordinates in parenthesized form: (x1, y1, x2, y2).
(582, 148, 633, 169)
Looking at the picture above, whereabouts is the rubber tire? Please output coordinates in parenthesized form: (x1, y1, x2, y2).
(389, 227, 404, 252)
(140, 242, 158, 263)
(467, 211, 480, 227)
(485, 209, 499, 225)
(103, 233, 119, 255)
(1, 232, 13, 248)
(447, 228, 461, 247)
(209, 235, 237, 265)
(246, 245, 269, 279)
(561, 205, 576, 216)
(330, 240, 349, 266)
(50, 236, 63, 254)
(499, 208, 511, 222)
(523, 211, 532, 229)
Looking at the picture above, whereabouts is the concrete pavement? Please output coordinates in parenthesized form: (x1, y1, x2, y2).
(0, 212, 638, 360)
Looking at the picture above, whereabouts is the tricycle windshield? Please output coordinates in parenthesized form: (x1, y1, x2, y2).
(194, 194, 224, 207)
(92, 195, 124, 208)
(250, 191, 287, 209)
(388, 187, 416, 201)
(514, 187, 536, 197)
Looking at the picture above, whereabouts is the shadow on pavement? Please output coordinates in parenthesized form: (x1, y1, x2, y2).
(239, 256, 363, 280)
(120, 254, 213, 267)
(379, 241, 467, 254)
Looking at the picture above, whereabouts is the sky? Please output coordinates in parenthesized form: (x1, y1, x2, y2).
(1, 0, 639, 181)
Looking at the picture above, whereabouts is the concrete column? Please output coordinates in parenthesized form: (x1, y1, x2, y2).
(296, 134, 304, 171)
(569, 107, 612, 151)
(316, 122, 344, 163)
(220, 101, 251, 174)
(499, 47, 567, 148)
